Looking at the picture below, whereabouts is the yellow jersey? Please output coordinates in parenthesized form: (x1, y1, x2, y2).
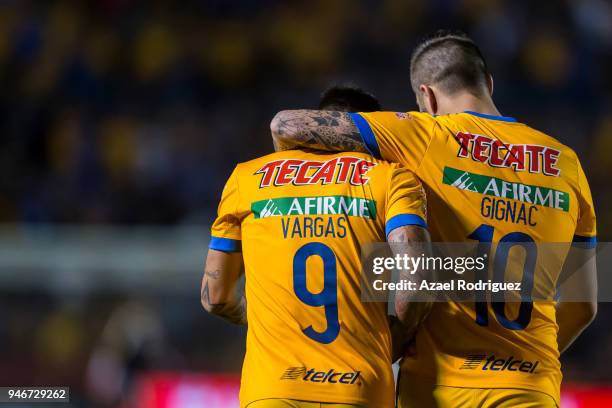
(209, 150, 427, 407)
(350, 110, 597, 405)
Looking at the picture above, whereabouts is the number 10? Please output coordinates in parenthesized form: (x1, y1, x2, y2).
(469, 224, 536, 330)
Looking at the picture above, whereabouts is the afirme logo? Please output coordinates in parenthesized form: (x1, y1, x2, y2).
(460, 355, 539, 374)
(281, 367, 361, 384)
(443, 166, 569, 211)
(251, 196, 376, 219)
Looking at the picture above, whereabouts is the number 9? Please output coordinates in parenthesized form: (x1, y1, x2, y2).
(293, 242, 340, 344)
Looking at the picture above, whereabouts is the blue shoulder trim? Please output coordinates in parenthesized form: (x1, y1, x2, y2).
(209, 236, 242, 252)
(349, 113, 382, 159)
(386, 214, 427, 237)
(572, 235, 597, 249)
(464, 111, 518, 123)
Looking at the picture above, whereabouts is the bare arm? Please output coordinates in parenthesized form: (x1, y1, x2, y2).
(270, 110, 368, 153)
(388, 225, 433, 358)
(201, 249, 247, 325)
(556, 246, 597, 353)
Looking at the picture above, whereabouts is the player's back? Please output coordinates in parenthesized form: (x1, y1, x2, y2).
(210, 149, 426, 407)
(413, 112, 595, 404)
(354, 110, 597, 405)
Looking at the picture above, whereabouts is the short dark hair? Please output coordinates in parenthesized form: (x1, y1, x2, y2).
(318, 84, 381, 112)
(410, 30, 489, 96)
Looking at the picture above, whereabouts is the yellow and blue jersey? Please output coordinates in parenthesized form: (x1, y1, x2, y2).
(350, 110, 597, 405)
(209, 150, 427, 407)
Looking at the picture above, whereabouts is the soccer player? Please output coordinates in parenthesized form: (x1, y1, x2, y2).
(202, 86, 431, 408)
(269, 31, 597, 407)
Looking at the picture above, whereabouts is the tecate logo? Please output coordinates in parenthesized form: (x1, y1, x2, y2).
(460, 355, 539, 374)
(281, 367, 361, 384)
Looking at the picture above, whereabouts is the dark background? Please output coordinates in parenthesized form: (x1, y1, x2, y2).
(0, 0, 611, 406)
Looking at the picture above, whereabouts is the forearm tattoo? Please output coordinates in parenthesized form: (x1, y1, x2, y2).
(271, 110, 369, 153)
(202, 269, 247, 325)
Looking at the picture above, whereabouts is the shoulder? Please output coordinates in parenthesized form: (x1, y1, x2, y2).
(518, 126, 587, 189)
(521, 125, 582, 168)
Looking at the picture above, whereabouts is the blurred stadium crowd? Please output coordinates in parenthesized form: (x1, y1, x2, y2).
(1, 0, 612, 231)
(1, 0, 612, 406)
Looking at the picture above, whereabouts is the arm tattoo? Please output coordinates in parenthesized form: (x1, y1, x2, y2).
(202, 280, 211, 306)
(389, 226, 430, 293)
(388, 225, 429, 246)
(202, 269, 247, 325)
(388, 226, 433, 330)
(271, 110, 369, 153)
(205, 269, 221, 279)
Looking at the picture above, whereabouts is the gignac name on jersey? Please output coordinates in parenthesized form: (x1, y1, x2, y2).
(454, 132, 561, 176)
(255, 157, 377, 188)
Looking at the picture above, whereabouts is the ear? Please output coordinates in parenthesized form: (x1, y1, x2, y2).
(487, 74, 494, 96)
(419, 84, 438, 115)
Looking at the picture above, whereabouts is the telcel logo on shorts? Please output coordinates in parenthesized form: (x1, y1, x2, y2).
(281, 367, 361, 384)
(460, 355, 539, 374)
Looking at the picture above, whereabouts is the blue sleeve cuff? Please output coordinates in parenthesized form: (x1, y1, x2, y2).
(349, 113, 382, 159)
(209, 236, 242, 252)
(572, 235, 597, 249)
(386, 214, 427, 237)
